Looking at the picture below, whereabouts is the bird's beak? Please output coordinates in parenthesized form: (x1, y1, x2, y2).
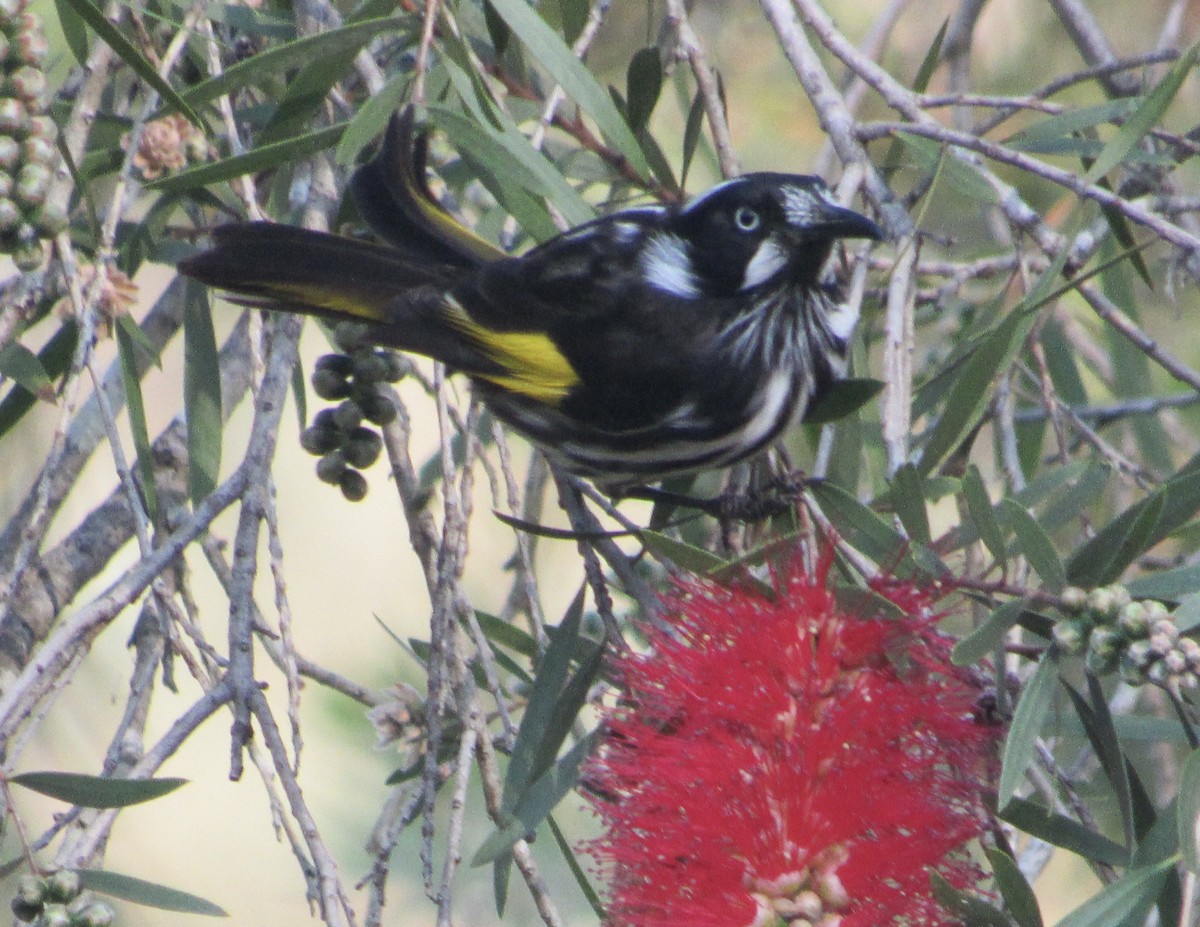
(808, 201, 885, 241)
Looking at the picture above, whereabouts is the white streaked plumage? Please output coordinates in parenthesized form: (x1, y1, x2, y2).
(740, 238, 789, 290)
(639, 232, 701, 298)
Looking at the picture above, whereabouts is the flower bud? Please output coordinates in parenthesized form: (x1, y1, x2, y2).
(1117, 602, 1149, 636)
(344, 426, 383, 468)
(39, 903, 71, 927)
(1086, 587, 1116, 617)
(1061, 586, 1087, 609)
(44, 870, 82, 903)
(360, 391, 397, 425)
(15, 875, 45, 906)
(332, 398, 363, 432)
(339, 468, 368, 501)
(316, 449, 347, 484)
(1086, 626, 1123, 673)
(0, 97, 25, 134)
(299, 422, 340, 456)
(311, 366, 352, 400)
(1052, 618, 1091, 655)
(315, 352, 355, 377)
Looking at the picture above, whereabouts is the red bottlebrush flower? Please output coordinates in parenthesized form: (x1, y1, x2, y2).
(585, 558, 996, 927)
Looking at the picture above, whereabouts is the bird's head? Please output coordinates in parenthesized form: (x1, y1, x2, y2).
(665, 173, 884, 297)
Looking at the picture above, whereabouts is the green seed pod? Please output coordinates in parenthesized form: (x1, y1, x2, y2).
(1085, 626, 1123, 674)
(0, 135, 19, 168)
(16, 160, 49, 205)
(1061, 586, 1087, 610)
(0, 196, 19, 231)
(1051, 618, 1091, 655)
(34, 198, 67, 236)
(1117, 602, 1149, 637)
(25, 114, 56, 141)
(378, 350, 410, 382)
(316, 449, 347, 484)
(0, 97, 26, 134)
(44, 870, 82, 903)
(1150, 617, 1179, 642)
(333, 321, 371, 353)
(1086, 586, 1116, 618)
(39, 903, 72, 927)
(22, 135, 55, 167)
(15, 875, 46, 907)
(351, 348, 389, 384)
(12, 236, 42, 269)
(339, 468, 368, 502)
(343, 426, 382, 468)
(360, 391, 397, 425)
(75, 901, 116, 927)
(299, 422, 340, 456)
(8, 65, 46, 105)
(16, 27, 47, 67)
(311, 366, 352, 401)
(332, 398, 363, 432)
(311, 407, 340, 433)
(315, 352, 355, 377)
(10, 899, 41, 923)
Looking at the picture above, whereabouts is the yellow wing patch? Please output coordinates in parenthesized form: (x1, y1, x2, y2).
(254, 282, 392, 324)
(443, 298, 579, 404)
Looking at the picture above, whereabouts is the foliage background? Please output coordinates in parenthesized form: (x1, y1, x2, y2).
(1, 0, 1199, 926)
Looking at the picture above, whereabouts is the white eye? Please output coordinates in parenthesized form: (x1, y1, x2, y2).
(734, 206, 761, 232)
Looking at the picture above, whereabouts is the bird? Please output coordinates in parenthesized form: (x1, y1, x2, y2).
(178, 108, 883, 492)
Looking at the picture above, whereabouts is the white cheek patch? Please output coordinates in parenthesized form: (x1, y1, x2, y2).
(640, 232, 700, 298)
(740, 238, 789, 290)
(825, 300, 860, 340)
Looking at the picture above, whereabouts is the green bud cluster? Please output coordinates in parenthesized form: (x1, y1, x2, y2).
(0, 0, 61, 269)
(299, 323, 408, 502)
(1052, 584, 1199, 689)
(11, 872, 115, 927)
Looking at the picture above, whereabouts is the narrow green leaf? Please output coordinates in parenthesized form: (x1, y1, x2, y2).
(115, 319, 159, 521)
(625, 47, 663, 134)
(895, 133, 996, 203)
(0, 322, 77, 441)
(56, 0, 201, 126)
(679, 86, 705, 190)
(0, 340, 54, 401)
(1053, 859, 1173, 927)
(547, 814, 605, 918)
(1178, 747, 1200, 874)
(911, 19, 948, 92)
(640, 529, 731, 574)
(1063, 675, 1135, 849)
(10, 772, 187, 808)
(986, 849, 1043, 927)
(953, 599, 1026, 667)
(474, 731, 598, 866)
(484, 0, 650, 176)
(1000, 797, 1129, 866)
(999, 499, 1066, 591)
(803, 377, 883, 425)
(184, 281, 222, 507)
(998, 653, 1058, 810)
(502, 590, 584, 814)
(929, 872, 1012, 927)
(146, 124, 346, 193)
(1085, 42, 1199, 183)
(891, 464, 931, 546)
(77, 870, 227, 916)
(962, 464, 1007, 564)
(557, 0, 588, 44)
(53, 0, 90, 63)
(335, 70, 411, 166)
(1007, 98, 1142, 148)
(473, 611, 538, 660)
(180, 17, 411, 113)
(529, 641, 605, 792)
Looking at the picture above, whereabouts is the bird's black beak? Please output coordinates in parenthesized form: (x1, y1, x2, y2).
(809, 201, 885, 241)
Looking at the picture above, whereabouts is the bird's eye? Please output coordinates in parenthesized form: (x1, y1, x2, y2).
(734, 206, 761, 232)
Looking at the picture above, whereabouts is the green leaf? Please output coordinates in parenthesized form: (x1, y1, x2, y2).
(952, 599, 1026, 667)
(929, 872, 1012, 927)
(180, 17, 411, 114)
(1178, 747, 1200, 874)
(1066, 466, 1200, 586)
(1007, 98, 1142, 148)
(547, 814, 605, 919)
(998, 499, 1066, 591)
(483, 0, 650, 177)
(0, 322, 77, 441)
(115, 318, 158, 521)
(962, 464, 1007, 565)
(1000, 797, 1129, 866)
(1085, 42, 1199, 184)
(56, 0, 200, 126)
(895, 132, 996, 203)
(146, 124, 346, 193)
(77, 870, 227, 916)
(1053, 859, 1173, 927)
(1063, 674, 1134, 849)
(0, 340, 55, 402)
(10, 772, 187, 808)
(911, 19, 948, 92)
(556, 0, 588, 44)
(986, 848, 1043, 927)
(679, 86, 705, 190)
(184, 281, 222, 507)
(53, 0, 90, 63)
(998, 653, 1057, 810)
(640, 529, 731, 574)
(335, 70, 411, 166)
(803, 377, 883, 425)
(890, 464, 931, 545)
(625, 47, 663, 135)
